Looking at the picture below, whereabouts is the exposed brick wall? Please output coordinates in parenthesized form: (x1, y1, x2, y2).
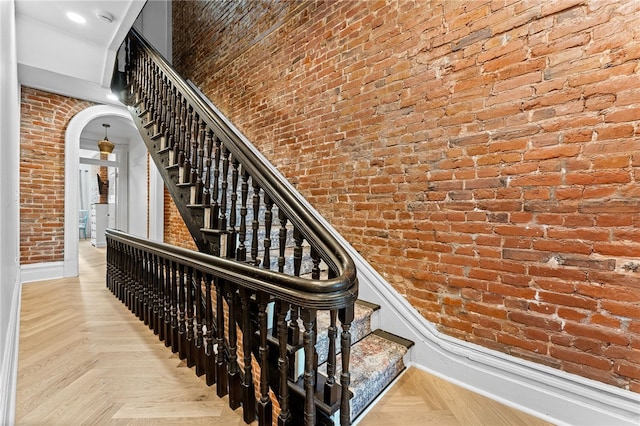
(163, 187, 197, 250)
(173, 0, 640, 392)
(20, 87, 94, 265)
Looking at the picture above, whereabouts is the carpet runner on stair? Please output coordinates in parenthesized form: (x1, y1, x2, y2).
(310, 300, 414, 422)
(314, 301, 376, 365)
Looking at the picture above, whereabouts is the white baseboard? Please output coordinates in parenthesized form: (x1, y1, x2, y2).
(0, 281, 21, 425)
(188, 91, 640, 425)
(20, 261, 64, 284)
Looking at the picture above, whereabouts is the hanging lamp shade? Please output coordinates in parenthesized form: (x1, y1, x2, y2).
(98, 123, 115, 154)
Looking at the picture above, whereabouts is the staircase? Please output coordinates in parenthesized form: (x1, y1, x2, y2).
(106, 28, 413, 425)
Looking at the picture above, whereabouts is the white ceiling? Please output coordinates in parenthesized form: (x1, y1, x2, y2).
(80, 114, 140, 151)
(15, 0, 145, 106)
(16, 0, 148, 148)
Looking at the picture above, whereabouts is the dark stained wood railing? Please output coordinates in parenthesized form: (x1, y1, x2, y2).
(109, 28, 358, 426)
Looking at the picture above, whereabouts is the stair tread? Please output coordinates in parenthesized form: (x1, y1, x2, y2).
(313, 301, 376, 365)
(370, 328, 415, 350)
(355, 299, 380, 312)
(200, 228, 229, 236)
(319, 330, 410, 421)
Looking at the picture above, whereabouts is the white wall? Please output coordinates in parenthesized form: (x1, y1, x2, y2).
(0, 0, 22, 422)
(128, 135, 148, 238)
(134, 0, 172, 242)
(134, 0, 172, 61)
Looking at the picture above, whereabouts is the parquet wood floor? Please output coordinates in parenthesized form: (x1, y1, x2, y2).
(16, 240, 251, 426)
(15, 240, 552, 425)
(359, 368, 553, 425)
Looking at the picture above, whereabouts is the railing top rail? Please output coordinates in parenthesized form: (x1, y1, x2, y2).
(125, 28, 357, 299)
(107, 229, 356, 310)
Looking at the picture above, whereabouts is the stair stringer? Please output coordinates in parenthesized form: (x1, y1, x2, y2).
(197, 88, 640, 426)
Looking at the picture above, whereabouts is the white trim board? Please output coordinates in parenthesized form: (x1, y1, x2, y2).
(192, 87, 640, 426)
(0, 282, 21, 425)
(20, 261, 64, 284)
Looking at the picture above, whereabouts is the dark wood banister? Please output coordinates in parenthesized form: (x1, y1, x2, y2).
(108, 27, 360, 425)
(107, 229, 356, 309)
(124, 28, 357, 296)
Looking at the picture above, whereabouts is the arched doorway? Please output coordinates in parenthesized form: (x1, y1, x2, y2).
(63, 105, 164, 277)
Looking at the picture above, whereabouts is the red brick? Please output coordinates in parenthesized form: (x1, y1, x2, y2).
(20, 88, 94, 264)
(614, 362, 640, 381)
(550, 346, 612, 371)
(564, 322, 629, 346)
(508, 310, 562, 331)
(601, 301, 640, 320)
(594, 242, 640, 257)
(173, 0, 640, 394)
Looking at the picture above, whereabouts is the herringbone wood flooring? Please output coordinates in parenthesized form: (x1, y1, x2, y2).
(16, 240, 552, 425)
(16, 240, 251, 425)
(359, 368, 553, 426)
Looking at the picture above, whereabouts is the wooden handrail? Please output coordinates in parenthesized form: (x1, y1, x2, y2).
(106, 229, 356, 309)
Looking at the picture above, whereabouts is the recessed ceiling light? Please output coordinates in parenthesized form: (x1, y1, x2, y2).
(66, 11, 86, 24)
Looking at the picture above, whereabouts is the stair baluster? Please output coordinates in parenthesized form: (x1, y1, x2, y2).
(151, 64, 162, 136)
(288, 305, 300, 348)
(133, 247, 142, 319)
(226, 285, 242, 410)
(177, 264, 187, 360)
(324, 309, 339, 406)
(177, 98, 187, 183)
(219, 147, 230, 238)
(263, 194, 273, 270)
(188, 114, 200, 186)
(215, 278, 228, 398)
(257, 293, 272, 426)
(202, 129, 213, 209)
(237, 168, 249, 261)
(210, 136, 221, 230)
(251, 180, 261, 266)
(158, 76, 169, 149)
(194, 270, 206, 376)
(194, 119, 205, 204)
(170, 260, 180, 354)
(204, 273, 216, 386)
(182, 106, 193, 184)
(126, 245, 133, 308)
(162, 256, 172, 347)
(277, 209, 287, 274)
(228, 157, 240, 258)
(302, 308, 317, 426)
(277, 300, 291, 426)
(339, 307, 354, 426)
(185, 267, 196, 368)
(142, 250, 150, 325)
(152, 252, 161, 336)
(239, 288, 256, 423)
(168, 88, 178, 166)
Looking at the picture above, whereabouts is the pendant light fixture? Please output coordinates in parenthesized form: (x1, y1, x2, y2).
(97, 123, 115, 154)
